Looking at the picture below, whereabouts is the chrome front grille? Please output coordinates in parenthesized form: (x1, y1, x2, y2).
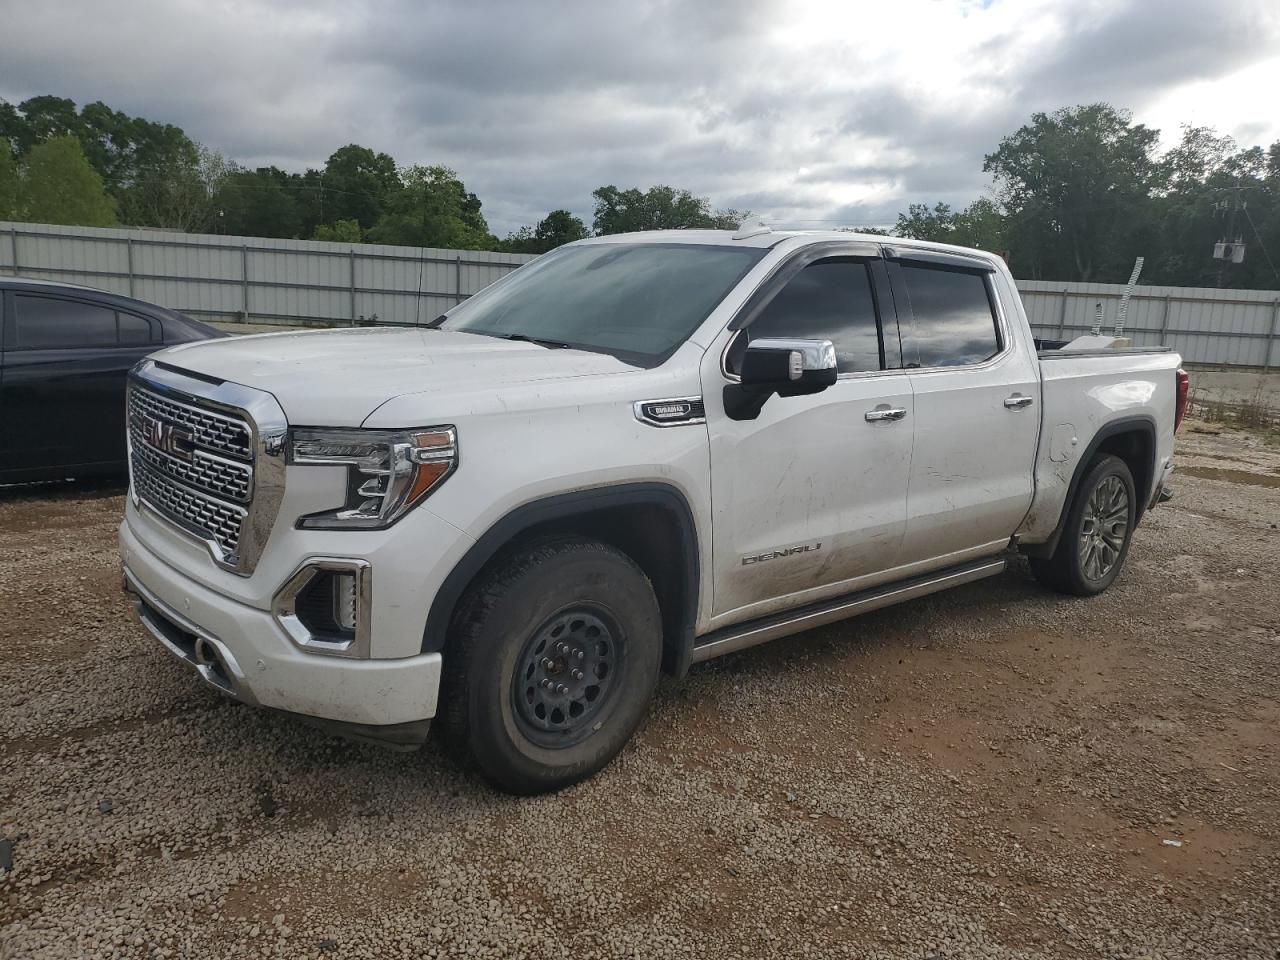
(132, 452, 247, 558)
(127, 401, 252, 503)
(127, 365, 286, 575)
(130, 384, 252, 460)
(131, 439, 252, 502)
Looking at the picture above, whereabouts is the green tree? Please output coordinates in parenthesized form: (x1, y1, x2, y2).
(312, 218, 363, 243)
(319, 145, 399, 230)
(368, 165, 493, 249)
(214, 166, 302, 237)
(984, 104, 1158, 281)
(0, 146, 18, 219)
(502, 209, 590, 253)
(122, 143, 232, 232)
(17, 135, 115, 225)
(6, 95, 81, 152)
(591, 184, 746, 234)
(894, 198, 1006, 253)
(2, 95, 206, 228)
(1143, 127, 1280, 289)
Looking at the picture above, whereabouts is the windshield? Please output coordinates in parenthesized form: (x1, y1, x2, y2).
(437, 242, 766, 366)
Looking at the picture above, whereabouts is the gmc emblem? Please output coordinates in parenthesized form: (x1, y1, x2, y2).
(141, 414, 193, 461)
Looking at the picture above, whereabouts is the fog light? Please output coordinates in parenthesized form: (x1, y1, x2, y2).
(332, 572, 357, 632)
(273, 559, 371, 658)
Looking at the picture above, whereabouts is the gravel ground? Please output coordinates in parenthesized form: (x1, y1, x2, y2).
(2, 422, 1278, 959)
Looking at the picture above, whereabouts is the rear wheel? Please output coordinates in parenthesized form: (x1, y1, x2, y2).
(1030, 454, 1136, 596)
(441, 537, 662, 794)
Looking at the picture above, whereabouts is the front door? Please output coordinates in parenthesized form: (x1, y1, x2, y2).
(702, 248, 915, 629)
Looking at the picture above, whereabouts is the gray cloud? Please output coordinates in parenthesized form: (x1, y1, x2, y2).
(1, 0, 1277, 235)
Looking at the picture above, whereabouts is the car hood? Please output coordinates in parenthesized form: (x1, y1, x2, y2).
(156, 327, 635, 424)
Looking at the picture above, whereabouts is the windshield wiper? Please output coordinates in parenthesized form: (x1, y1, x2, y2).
(496, 333, 572, 349)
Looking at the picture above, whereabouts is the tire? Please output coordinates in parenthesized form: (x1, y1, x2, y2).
(1030, 454, 1137, 597)
(441, 536, 663, 794)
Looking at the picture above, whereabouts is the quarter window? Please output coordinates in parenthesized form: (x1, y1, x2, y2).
(740, 258, 884, 374)
(118, 311, 158, 344)
(12, 296, 119, 349)
(899, 264, 1001, 367)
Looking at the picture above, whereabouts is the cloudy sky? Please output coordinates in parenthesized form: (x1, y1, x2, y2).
(2, 0, 1279, 235)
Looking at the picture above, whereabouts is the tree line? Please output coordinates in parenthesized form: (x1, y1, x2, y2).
(1, 96, 1277, 288)
(894, 104, 1280, 290)
(0, 95, 743, 255)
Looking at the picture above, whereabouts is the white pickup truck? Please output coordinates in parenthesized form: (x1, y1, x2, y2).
(119, 227, 1189, 793)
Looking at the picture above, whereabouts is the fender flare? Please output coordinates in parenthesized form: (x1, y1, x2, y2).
(1022, 415, 1156, 559)
(422, 482, 701, 675)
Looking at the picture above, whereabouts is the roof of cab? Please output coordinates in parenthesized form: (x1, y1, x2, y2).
(573, 228, 1005, 267)
(0, 275, 104, 292)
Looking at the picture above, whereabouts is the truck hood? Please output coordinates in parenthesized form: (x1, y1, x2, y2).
(157, 327, 635, 424)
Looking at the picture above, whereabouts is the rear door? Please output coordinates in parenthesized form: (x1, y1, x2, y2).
(888, 250, 1040, 567)
(703, 244, 915, 627)
(0, 292, 159, 475)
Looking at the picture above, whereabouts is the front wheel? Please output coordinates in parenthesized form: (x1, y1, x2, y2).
(441, 537, 662, 794)
(1030, 454, 1137, 596)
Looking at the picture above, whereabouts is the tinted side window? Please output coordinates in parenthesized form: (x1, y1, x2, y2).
(744, 259, 883, 373)
(900, 265, 1000, 367)
(118, 312, 158, 344)
(13, 296, 118, 349)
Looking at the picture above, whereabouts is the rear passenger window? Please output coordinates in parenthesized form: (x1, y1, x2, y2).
(118, 312, 157, 344)
(12, 296, 118, 349)
(900, 264, 1000, 367)
(742, 259, 884, 373)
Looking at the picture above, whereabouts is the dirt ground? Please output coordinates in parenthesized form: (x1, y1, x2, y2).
(2, 422, 1278, 959)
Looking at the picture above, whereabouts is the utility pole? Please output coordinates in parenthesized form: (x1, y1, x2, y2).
(1211, 181, 1247, 287)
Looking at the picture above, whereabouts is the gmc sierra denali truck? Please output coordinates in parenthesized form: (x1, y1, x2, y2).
(119, 227, 1189, 794)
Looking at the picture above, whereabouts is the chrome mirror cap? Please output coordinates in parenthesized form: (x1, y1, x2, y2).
(748, 338, 837, 377)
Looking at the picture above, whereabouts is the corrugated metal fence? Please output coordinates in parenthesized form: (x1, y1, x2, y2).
(0, 221, 535, 329)
(1018, 279, 1280, 368)
(4, 221, 1279, 368)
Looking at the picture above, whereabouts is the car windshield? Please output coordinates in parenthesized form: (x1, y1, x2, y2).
(437, 242, 766, 366)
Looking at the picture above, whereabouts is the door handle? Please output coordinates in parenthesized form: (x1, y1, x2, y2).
(1004, 395, 1034, 409)
(865, 406, 908, 422)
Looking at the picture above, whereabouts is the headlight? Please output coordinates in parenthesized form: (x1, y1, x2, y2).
(289, 426, 457, 529)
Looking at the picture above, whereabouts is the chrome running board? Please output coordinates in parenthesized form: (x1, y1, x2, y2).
(691, 555, 1009, 664)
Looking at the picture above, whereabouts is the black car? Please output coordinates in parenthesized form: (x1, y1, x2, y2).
(0, 277, 224, 484)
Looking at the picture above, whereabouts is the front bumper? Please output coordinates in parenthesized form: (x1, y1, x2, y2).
(120, 519, 442, 747)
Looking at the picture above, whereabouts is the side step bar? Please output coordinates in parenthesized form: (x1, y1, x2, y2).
(691, 555, 1009, 664)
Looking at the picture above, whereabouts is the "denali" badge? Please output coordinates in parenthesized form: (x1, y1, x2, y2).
(742, 542, 822, 565)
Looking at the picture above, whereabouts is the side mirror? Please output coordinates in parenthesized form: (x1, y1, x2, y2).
(740, 338, 838, 396)
(725, 337, 838, 420)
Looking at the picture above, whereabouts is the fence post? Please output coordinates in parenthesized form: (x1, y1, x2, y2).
(1265, 299, 1280, 372)
(126, 236, 135, 297)
(8, 226, 17, 275)
(1158, 295, 1171, 345)
(455, 254, 463, 304)
(241, 244, 250, 323)
(1056, 290, 1068, 339)
(349, 248, 357, 324)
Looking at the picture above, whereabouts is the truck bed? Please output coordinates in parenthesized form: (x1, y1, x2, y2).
(1014, 347, 1182, 547)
